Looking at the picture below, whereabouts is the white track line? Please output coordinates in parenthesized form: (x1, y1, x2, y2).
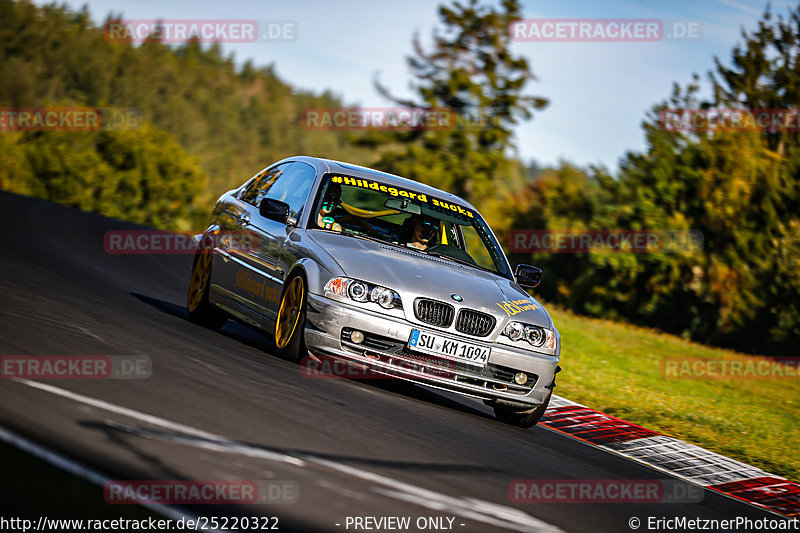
(12, 379, 565, 533)
(0, 426, 225, 533)
(17, 379, 306, 466)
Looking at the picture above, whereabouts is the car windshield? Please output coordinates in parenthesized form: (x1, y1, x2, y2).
(309, 173, 511, 277)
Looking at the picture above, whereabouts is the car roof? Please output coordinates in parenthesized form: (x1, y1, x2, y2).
(285, 155, 478, 212)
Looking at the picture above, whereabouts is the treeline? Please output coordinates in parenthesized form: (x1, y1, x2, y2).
(348, 1, 800, 352)
(509, 11, 800, 353)
(1, 0, 798, 353)
(0, 0, 368, 229)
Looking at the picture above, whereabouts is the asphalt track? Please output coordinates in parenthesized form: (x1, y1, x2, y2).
(0, 191, 783, 532)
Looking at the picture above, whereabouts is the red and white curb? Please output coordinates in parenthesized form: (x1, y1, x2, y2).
(543, 395, 800, 517)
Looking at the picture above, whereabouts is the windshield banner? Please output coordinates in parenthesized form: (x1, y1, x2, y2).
(329, 175, 474, 220)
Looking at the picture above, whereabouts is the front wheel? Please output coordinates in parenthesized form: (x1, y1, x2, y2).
(273, 273, 308, 362)
(493, 391, 552, 428)
(187, 248, 227, 330)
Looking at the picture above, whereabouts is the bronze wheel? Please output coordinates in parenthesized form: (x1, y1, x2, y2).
(275, 276, 304, 348)
(188, 248, 212, 312)
(273, 274, 308, 361)
(187, 248, 226, 329)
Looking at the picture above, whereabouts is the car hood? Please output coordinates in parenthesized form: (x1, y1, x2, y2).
(307, 231, 552, 329)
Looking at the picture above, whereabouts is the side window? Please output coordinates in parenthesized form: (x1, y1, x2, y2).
(240, 162, 316, 220)
(240, 165, 283, 205)
(264, 162, 316, 218)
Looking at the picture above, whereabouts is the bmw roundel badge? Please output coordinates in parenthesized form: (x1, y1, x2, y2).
(451, 293, 463, 302)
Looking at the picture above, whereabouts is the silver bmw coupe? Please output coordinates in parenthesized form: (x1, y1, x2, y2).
(187, 156, 560, 427)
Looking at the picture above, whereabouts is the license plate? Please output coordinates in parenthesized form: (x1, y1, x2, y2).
(407, 329, 490, 367)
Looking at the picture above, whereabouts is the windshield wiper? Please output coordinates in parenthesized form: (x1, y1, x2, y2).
(423, 250, 495, 273)
(339, 228, 391, 246)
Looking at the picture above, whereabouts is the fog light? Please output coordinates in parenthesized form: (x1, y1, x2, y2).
(350, 330, 365, 344)
(513, 372, 528, 385)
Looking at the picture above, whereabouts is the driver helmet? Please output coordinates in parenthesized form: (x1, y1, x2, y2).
(321, 182, 342, 212)
(409, 213, 439, 241)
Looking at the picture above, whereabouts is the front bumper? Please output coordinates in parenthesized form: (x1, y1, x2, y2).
(304, 293, 558, 407)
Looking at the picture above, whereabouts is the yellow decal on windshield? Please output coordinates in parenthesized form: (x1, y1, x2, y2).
(330, 175, 474, 219)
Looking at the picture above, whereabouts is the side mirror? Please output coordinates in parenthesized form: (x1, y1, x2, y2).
(258, 198, 290, 223)
(515, 264, 542, 289)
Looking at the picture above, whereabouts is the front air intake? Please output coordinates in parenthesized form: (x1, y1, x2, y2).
(455, 309, 496, 337)
(414, 298, 455, 328)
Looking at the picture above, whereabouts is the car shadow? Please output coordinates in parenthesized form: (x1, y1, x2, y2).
(131, 292, 497, 424)
(131, 292, 276, 353)
(350, 376, 495, 421)
(78, 418, 510, 475)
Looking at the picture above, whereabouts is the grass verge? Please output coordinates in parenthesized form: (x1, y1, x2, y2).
(549, 305, 800, 481)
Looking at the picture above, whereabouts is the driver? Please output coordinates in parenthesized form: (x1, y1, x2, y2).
(405, 214, 439, 250)
(317, 182, 342, 232)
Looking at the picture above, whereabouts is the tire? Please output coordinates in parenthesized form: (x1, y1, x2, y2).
(493, 391, 552, 428)
(187, 248, 227, 330)
(273, 273, 308, 362)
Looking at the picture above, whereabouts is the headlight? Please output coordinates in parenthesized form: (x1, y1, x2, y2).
(348, 280, 369, 302)
(324, 277, 402, 309)
(524, 325, 545, 347)
(370, 286, 395, 309)
(503, 321, 524, 341)
(502, 321, 555, 351)
(324, 277, 347, 296)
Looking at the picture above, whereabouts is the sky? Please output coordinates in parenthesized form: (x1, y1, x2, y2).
(38, 0, 797, 173)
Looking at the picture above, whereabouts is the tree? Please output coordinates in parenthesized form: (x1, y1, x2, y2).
(706, 7, 800, 349)
(358, 0, 547, 228)
(0, 0, 371, 228)
(4, 123, 208, 230)
(509, 5, 800, 353)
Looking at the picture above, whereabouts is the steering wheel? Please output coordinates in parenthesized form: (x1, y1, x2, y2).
(339, 216, 384, 238)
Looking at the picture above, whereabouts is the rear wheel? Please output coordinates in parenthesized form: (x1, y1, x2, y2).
(187, 248, 227, 329)
(273, 273, 308, 361)
(492, 391, 551, 428)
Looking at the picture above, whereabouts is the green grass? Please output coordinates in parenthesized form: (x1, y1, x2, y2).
(549, 305, 800, 481)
